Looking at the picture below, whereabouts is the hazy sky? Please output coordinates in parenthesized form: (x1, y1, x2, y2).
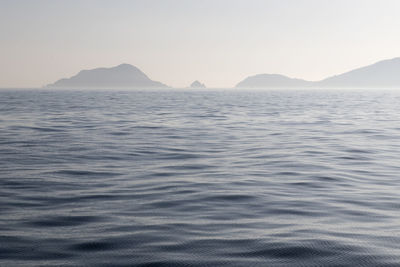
(1, 0, 400, 88)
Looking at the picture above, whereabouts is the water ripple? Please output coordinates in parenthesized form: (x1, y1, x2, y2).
(1, 89, 400, 266)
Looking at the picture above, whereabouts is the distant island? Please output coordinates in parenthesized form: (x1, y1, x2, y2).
(189, 80, 206, 88)
(236, 74, 311, 88)
(45, 57, 400, 89)
(46, 64, 167, 89)
(236, 57, 400, 88)
(316, 57, 400, 88)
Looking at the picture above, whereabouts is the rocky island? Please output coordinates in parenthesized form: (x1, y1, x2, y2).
(189, 80, 206, 88)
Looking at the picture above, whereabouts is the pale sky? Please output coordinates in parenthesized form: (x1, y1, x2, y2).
(1, 0, 400, 88)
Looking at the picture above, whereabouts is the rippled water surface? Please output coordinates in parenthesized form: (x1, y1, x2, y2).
(1, 88, 400, 266)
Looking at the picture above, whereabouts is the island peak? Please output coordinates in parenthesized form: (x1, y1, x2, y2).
(46, 64, 167, 89)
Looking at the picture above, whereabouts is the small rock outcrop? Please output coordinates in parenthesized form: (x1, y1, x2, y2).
(190, 80, 206, 88)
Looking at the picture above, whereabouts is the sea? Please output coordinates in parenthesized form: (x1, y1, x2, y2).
(1, 88, 400, 266)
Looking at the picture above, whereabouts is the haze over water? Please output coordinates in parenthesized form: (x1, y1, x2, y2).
(1, 88, 400, 266)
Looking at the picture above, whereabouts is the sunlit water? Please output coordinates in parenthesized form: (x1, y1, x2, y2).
(1, 88, 400, 266)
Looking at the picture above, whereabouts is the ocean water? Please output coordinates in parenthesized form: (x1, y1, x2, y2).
(1, 88, 400, 266)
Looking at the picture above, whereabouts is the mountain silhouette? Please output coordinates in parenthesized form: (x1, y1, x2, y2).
(46, 64, 167, 88)
(236, 74, 311, 88)
(236, 58, 400, 88)
(45, 58, 400, 89)
(317, 57, 400, 88)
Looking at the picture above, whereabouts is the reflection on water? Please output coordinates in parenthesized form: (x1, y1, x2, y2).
(1, 89, 400, 266)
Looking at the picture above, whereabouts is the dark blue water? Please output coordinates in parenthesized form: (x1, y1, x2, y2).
(1, 89, 400, 266)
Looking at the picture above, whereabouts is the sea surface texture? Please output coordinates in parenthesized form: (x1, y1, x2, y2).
(1, 89, 400, 266)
